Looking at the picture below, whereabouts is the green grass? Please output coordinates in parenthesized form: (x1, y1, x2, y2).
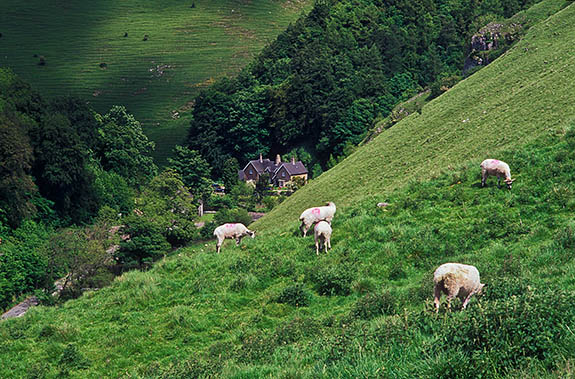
(255, 0, 575, 233)
(2, 1, 575, 377)
(0, 0, 310, 165)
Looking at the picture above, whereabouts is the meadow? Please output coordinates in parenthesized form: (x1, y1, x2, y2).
(1, 1, 575, 377)
(0, 0, 310, 164)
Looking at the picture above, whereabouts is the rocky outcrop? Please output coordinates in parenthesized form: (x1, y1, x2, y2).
(464, 22, 522, 73)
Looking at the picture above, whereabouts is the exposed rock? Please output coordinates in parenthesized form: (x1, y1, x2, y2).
(464, 22, 522, 73)
(1, 296, 39, 320)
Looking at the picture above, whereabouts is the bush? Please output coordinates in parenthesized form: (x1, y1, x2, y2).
(276, 284, 311, 307)
(440, 288, 575, 372)
(58, 344, 90, 369)
(351, 291, 397, 320)
(116, 216, 170, 266)
(311, 265, 354, 296)
(214, 207, 252, 226)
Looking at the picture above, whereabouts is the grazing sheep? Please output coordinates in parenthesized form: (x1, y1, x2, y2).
(213, 223, 255, 254)
(299, 202, 336, 237)
(480, 159, 515, 189)
(433, 263, 485, 313)
(314, 221, 332, 255)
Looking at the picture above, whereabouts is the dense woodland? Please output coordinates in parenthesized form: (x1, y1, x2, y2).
(187, 0, 539, 177)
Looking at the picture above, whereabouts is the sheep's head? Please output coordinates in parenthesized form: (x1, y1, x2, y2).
(249, 230, 256, 239)
(478, 283, 486, 294)
(505, 178, 515, 190)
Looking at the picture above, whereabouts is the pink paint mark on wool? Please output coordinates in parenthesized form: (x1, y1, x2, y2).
(312, 208, 321, 215)
(226, 223, 236, 228)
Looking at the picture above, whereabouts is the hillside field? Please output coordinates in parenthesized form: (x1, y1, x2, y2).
(1, 1, 575, 377)
(0, 0, 310, 164)
(254, 0, 575, 233)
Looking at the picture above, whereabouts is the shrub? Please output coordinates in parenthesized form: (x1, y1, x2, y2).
(214, 207, 252, 226)
(116, 216, 170, 266)
(58, 344, 90, 369)
(276, 284, 311, 307)
(311, 265, 354, 296)
(351, 291, 396, 320)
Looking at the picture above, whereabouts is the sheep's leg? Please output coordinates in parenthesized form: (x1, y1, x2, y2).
(328, 238, 331, 250)
(302, 224, 309, 237)
(434, 285, 442, 313)
(446, 295, 454, 312)
(315, 235, 319, 255)
(497, 176, 501, 188)
(462, 293, 474, 309)
(236, 236, 243, 246)
(216, 238, 223, 254)
(481, 170, 487, 187)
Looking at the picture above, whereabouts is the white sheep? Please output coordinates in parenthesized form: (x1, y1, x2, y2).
(213, 223, 255, 254)
(480, 159, 515, 189)
(433, 263, 485, 313)
(314, 221, 332, 255)
(299, 202, 336, 237)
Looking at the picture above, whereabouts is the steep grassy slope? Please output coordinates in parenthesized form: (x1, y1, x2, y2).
(255, 0, 575, 232)
(0, 0, 310, 164)
(2, 3, 575, 378)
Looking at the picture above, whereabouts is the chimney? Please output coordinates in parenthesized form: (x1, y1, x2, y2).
(275, 154, 281, 165)
(259, 153, 263, 163)
(292, 156, 296, 165)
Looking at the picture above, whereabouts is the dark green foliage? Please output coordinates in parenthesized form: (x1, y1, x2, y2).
(311, 264, 354, 296)
(214, 207, 252, 226)
(351, 291, 397, 320)
(187, 0, 539, 168)
(168, 145, 212, 201)
(117, 216, 171, 266)
(221, 156, 240, 192)
(96, 105, 157, 187)
(0, 220, 50, 310)
(0, 109, 38, 227)
(58, 344, 90, 370)
(276, 284, 311, 307)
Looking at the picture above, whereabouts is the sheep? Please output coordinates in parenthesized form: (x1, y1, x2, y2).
(480, 159, 515, 189)
(314, 221, 332, 255)
(299, 202, 336, 237)
(433, 263, 485, 313)
(213, 223, 255, 254)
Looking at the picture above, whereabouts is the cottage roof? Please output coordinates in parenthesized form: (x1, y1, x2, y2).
(244, 158, 279, 174)
(272, 161, 308, 179)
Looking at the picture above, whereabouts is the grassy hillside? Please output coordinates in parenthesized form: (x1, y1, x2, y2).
(254, 0, 575, 233)
(0, 0, 310, 164)
(2, 2, 575, 378)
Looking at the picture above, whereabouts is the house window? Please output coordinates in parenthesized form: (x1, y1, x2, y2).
(282, 171, 285, 177)
(249, 169, 253, 175)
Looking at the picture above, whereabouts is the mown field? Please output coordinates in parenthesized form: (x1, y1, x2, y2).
(0, 0, 310, 164)
(2, 1, 575, 377)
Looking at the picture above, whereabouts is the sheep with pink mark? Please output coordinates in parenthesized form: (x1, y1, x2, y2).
(299, 202, 336, 237)
(213, 223, 255, 253)
(433, 263, 485, 313)
(480, 159, 515, 189)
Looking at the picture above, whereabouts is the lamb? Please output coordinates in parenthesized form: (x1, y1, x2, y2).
(433, 263, 485, 313)
(299, 202, 336, 237)
(314, 221, 332, 255)
(480, 159, 515, 189)
(213, 223, 255, 254)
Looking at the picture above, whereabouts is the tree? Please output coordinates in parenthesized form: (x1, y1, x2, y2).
(30, 112, 99, 223)
(168, 145, 212, 202)
(0, 111, 37, 227)
(96, 106, 157, 187)
(221, 157, 240, 193)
